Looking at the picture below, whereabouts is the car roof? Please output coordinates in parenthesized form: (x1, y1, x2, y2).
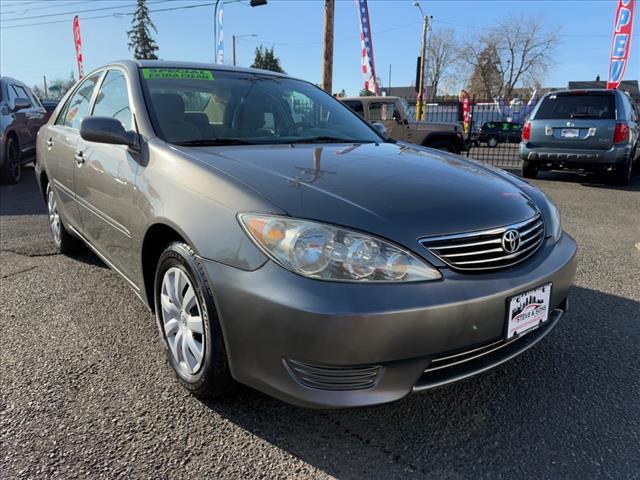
(92, 59, 294, 80)
(341, 96, 399, 101)
(545, 88, 618, 96)
(0, 76, 28, 87)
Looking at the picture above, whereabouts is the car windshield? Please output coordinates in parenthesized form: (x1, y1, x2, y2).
(140, 68, 381, 146)
(535, 92, 616, 120)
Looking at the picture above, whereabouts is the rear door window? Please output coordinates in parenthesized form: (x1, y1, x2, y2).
(535, 93, 616, 120)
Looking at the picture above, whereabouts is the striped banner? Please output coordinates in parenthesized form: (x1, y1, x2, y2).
(216, 3, 224, 64)
(355, 0, 379, 95)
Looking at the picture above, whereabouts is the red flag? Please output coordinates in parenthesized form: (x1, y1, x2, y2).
(73, 15, 84, 79)
(459, 90, 471, 135)
(607, 0, 635, 89)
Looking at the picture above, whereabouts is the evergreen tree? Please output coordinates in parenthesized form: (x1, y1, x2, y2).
(127, 0, 159, 60)
(250, 45, 285, 73)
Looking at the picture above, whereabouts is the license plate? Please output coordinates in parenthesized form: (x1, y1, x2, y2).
(506, 283, 552, 340)
(561, 128, 580, 138)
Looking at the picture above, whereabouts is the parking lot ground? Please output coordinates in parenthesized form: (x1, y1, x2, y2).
(1, 166, 639, 479)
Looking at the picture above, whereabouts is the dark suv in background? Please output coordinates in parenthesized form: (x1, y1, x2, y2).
(474, 121, 523, 147)
(0, 76, 48, 184)
(520, 89, 639, 185)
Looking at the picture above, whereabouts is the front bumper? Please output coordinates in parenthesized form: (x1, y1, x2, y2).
(202, 234, 578, 408)
(519, 143, 631, 167)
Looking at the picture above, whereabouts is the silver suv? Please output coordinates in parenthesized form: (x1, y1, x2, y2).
(0, 76, 47, 184)
(519, 89, 639, 185)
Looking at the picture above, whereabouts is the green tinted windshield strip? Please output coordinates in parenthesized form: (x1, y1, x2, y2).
(142, 68, 214, 81)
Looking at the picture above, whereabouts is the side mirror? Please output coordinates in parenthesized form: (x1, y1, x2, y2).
(13, 97, 31, 112)
(371, 122, 387, 137)
(80, 117, 138, 150)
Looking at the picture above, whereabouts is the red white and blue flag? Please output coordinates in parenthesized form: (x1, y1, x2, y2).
(355, 0, 379, 95)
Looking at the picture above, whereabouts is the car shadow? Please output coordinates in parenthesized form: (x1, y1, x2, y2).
(501, 166, 640, 191)
(203, 286, 640, 479)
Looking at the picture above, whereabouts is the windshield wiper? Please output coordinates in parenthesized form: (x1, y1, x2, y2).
(288, 136, 375, 144)
(569, 113, 599, 119)
(175, 138, 255, 146)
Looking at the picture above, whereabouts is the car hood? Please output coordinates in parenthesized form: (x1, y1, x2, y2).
(176, 142, 539, 248)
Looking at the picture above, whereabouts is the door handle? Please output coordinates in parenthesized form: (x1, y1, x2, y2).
(74, 151, 85, 166)
(46, 138, 54, 147)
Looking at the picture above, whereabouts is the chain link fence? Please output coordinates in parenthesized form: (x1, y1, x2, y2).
(411, 96, 537, 169)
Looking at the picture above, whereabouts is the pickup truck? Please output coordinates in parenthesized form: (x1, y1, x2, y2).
(341, 96, 466, 153)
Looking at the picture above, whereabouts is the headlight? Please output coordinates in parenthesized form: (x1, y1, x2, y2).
(239, 214, 441, 282)
(545, 195, 562, 241)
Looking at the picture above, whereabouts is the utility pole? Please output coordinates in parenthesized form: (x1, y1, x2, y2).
(322, 0, 334, 93)
(232, 34, 236, 66)
(43, 75, 48, 99)
(415, 5, 428, 121)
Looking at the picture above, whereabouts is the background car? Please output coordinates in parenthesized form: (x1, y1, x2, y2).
(0, 76, 48, 184)
(520, 89, 640, 184)
(341, 96, 466, 153)
(477, 121, 523, 147)
(40, 98, 60, 122)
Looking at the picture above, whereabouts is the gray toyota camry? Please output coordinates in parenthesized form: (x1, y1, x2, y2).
(35, 60, 577, 408)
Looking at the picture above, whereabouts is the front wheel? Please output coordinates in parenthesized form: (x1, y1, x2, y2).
(1, 137, 21, 184)
(487, 137, 498, 148)
(521, 160, 538, 179)
(154, 242, 235, 400)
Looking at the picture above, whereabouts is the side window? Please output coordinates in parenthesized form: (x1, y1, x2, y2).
(92, 70, 133, 131)
(57, 73, 101, 129)
(369, 102, 398, 121)
(12, 85, 30, 101)
(7, 85, 18, 103)
(343, 100, 364, 117)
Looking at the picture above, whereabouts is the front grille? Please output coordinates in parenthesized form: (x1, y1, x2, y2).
(285, 359, 380, 391)
(420, 214, 545, 271)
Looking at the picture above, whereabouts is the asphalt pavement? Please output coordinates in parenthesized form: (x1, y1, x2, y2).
(1, 166, 639, 479)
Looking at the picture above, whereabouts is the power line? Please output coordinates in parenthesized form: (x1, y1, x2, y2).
(0, 0, 181, 23)
(1, 1, 212, 29)
(1, 0, 116, 15)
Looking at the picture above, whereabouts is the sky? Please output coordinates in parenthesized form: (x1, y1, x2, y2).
(1, 0, 638, 97)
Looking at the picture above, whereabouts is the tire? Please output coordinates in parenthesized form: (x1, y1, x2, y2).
(46, 183, 80, 254)
(154, 242, 235, 400)
(521, 160, 538, 179)
(427, 141, 458, 154)
(1, 137, 21, 184)
(611, 156, 632, 186)
(487, 137, 498, 148)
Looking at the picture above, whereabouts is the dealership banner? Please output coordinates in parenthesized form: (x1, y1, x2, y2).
(216, 3, 224, 64)
(355, 0, 379, 95)
(607, 0, 635, 89)
(73, 15, 84, 79)
(459, 90, 471, 135)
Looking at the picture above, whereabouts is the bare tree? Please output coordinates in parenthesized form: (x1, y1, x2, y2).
(425, 28, 461, 98)
(462, 16, 558, 99)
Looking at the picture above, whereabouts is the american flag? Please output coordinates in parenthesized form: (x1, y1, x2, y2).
(356, 0, 379, 95)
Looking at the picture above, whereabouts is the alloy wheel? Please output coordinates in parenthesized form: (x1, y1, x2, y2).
(47, 188, 61, 245)
(160, 267, 205, 375)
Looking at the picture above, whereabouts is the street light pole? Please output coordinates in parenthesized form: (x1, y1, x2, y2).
(214, 0, 267, 64)
(232, 33, 257, 66)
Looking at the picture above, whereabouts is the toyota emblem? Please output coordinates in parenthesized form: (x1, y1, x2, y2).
(501, 229, 521, 254)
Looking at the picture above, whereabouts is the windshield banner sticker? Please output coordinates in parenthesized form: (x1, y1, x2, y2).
(142, 68, 214, 81)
